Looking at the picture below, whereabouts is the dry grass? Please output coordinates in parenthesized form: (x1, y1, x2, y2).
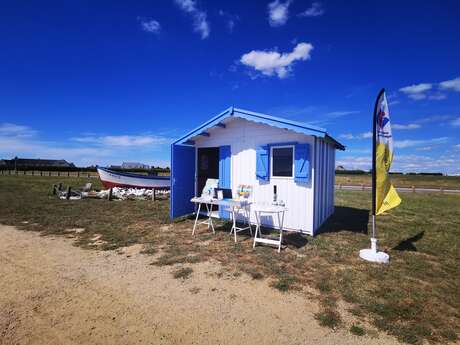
(336, 173, 460, 189)
(1, 175, 459, 344)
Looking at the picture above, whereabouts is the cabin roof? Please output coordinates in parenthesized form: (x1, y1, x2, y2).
(172, 107, 345, 150)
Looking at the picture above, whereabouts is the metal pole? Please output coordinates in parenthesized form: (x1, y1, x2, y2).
(372, 214, 376, 239)
(371, 88, 385, 241)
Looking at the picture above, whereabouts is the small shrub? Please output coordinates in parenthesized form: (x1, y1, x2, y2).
(350, 324, 365, 336)
(270, 275, 297, 292)
(140, 244, 157, 255)
(172, 267, 193, 280)
(315, 309, 341, 329)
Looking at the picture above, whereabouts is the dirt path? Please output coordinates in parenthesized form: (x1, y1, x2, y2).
(0, 225, 400, 345)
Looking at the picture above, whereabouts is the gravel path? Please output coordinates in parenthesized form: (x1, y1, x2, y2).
(0, 225, 400, 345)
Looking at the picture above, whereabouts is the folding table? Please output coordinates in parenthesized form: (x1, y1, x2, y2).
(190, 197, 250, 236)
(252, 204, 288, 253)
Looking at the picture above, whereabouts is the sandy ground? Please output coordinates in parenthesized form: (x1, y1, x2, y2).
(0, 224, 401, 345)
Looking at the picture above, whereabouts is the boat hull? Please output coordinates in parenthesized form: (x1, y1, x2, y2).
(97, 167, 170, 189)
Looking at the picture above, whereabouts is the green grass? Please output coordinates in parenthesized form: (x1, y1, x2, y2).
(336, 173, 460, 189)
(1, 175, 459, 344)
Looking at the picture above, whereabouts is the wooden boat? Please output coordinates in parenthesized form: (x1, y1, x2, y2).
(97, 167, 170, 189)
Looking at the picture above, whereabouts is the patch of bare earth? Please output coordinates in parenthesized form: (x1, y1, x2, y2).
(0, 225, 401, 345)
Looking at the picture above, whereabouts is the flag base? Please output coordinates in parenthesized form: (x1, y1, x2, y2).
(359, 238, 389, 264)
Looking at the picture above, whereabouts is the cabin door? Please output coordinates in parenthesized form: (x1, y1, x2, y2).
(171, 144, 196, 219)
(197, 147, 220, 196)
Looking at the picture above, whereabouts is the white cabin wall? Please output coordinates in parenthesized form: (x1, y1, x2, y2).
(194, 117, 315, 234)
(312, 139, 336, 234)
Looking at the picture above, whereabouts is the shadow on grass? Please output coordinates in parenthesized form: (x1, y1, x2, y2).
(317, 206, 370, 235)
(392, 231, 424, 251)
(283, 232, 309, 248)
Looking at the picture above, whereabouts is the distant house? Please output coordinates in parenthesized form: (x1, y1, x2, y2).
(121, 162, 150, 170)
(0, 158, 75, 168)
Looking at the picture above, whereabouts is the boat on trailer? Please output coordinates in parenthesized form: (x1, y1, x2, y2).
(97, 167, 170, 189)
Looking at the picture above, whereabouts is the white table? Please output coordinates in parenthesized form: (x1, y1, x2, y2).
(190, 197, 250, 236)
(252, 204, 288, 253)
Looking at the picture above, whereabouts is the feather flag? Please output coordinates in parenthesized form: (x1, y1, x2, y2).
(373, 89, 401, 215)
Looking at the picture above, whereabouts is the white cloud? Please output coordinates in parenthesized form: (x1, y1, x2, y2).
(72, 135, 169, 147)
(394, 137, 448, 149)
(399, 83, 432, 100)
(326, 110, 359, 118)
(416, 114, 453, 124)
(339, 131, 372, 140)
(140, 19, 161, 34)
(439, 76, 460, 92)
(454, 144, 460, 151)
(392, 123, 421, 130)
(298, 2, 324, 17)
(0, 123, 37, 137)
(175, 0, 210, 39)
(428, 92, 447, 100)
(0, 123, 171, 167)
(451, 117, 460, 127)
(219, 10, 239, 33)
(240, 42, 313, 79)
(268, 0, 292, 27)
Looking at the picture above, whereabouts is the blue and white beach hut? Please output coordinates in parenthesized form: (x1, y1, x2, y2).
(170, 107, 345, 236)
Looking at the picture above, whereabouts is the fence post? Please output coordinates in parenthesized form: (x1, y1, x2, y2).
(108, 188, 113, 201)
(77, 171, 80, 177)
(361, 183, 364, 191)
(440, 187, 444, 194)
(58, 183, 62, 191)
(412, 185, 415, 193)
(66, 186, 71, 200)
(88, 173, 90, 178)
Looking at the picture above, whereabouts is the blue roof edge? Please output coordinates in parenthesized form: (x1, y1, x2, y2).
(172, 106, 345, 150)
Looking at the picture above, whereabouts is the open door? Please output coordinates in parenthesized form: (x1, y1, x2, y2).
(170, 144, 196, 219)
(219, 145, 231, 219)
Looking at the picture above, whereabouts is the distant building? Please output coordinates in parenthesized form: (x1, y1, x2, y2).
(0, 157, 75, 168)
(121, 162, 150, 169)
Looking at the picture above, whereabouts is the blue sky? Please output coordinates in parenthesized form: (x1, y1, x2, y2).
(1, 0, 460, 173)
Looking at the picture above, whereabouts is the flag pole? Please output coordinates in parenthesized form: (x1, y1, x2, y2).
(372, 88, 385, 241)
(359, 88, 389, 264)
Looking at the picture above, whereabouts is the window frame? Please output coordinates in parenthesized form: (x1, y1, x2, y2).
(270, 145, 295, 179)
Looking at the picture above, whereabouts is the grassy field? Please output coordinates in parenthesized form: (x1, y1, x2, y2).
(336, 173, 460, 189)
(0, 175, 459, 344)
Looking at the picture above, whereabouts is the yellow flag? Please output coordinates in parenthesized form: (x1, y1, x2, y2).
(374, 90, 401, 215)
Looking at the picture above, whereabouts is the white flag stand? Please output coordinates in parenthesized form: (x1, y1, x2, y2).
(359, 216, 389, 264)
(359, 88, 392, 264)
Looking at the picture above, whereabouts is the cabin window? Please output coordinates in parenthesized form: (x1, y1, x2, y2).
(271, 146, 294, 178)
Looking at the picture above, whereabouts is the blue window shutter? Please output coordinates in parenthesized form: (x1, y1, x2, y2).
(256, 145, 269, 181)
(219, 145, 231, 188)
(295, 143, 310, 183)
(219, 145, 231, 219)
